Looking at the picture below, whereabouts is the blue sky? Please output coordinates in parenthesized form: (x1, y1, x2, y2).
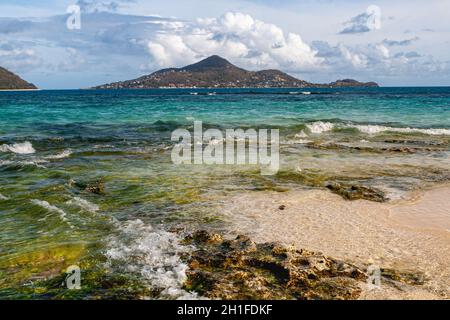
(1, 0, 449, 88)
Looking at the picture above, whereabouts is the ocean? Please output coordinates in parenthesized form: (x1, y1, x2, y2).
(0, 87, 449, 299)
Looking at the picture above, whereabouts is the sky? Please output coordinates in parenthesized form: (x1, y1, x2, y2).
(0, 0, 449, 89)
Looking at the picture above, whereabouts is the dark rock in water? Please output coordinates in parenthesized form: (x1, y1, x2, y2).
(183, 230, 223, 245)
(381, 268, 426, 286)
(182, 231, 366, 300)
(325, 182, 387, 202)
(69, 178, 105, 195)
(85, 180, 105, 195)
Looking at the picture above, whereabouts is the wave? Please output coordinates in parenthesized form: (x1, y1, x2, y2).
(0, 159, 47, 169)
(106, 219, 197, 299)
(305, 121, 450, 136)
(0, 141, 35, 154)
(31, 199, 72, 227)
(0, 193, 9, 200)
(44, 149, 72, 160)
(306, 121, 335, 134)
(351, 124, 450, 135)
(66, 196, 99, 213)
(295, 131, 309, 138)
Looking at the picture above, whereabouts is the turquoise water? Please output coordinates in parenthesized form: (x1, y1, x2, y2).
(1, 88, 450, 131)
(0, 87, 449, 299)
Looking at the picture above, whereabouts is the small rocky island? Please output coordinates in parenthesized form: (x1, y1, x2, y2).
(93, 55, 378, 89)
(0, 66, 37, 90)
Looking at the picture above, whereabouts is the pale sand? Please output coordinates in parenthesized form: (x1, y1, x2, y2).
(221, 185, 450, 299)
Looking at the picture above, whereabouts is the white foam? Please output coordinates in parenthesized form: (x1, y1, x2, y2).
(0, 159, 47, 168)
(45, 149, 72, 160)
(66, 196, 99, 213)
(295, 131, 308, 138)
(106, 219, 197, 299)
(0, 160, 13, 166)
(0, 141, 35, 154)
(31, 199, 71, 226)
(306, 121, 335, 134)
(0, 193, 9, 200)
(351, 124, 450, 136)
(304, 121, 450, 136)
(285, 138, 311, 145)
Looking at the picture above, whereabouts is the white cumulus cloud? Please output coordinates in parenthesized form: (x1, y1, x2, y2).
(145, 12, 323, 73)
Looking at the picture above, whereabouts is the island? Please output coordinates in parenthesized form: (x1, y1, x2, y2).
(0, 67, 37, 90)
(93, 55, 379, 89)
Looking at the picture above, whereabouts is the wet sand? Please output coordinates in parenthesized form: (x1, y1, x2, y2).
(221, 185, 450, 299)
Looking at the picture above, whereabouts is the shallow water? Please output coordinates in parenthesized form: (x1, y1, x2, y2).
(0, 87, 449, 299)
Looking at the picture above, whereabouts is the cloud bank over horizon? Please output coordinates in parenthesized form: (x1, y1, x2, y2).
(0, 0, 449, 88)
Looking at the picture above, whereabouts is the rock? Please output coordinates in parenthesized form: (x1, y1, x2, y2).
(380, 268, 426, 285)
(325, 182, 387, 202)
(278, 205, 286, 210)
(69, 178, 105, 195)
(183, 230, 224, 245)
(182, 231, 367, 300)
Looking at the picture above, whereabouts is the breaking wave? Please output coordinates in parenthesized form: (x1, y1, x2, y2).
(351, 124, 450, 135)
(44, 149, 72, 160)
(0, 141, 35, 154)
(305, 121, 450, 136)
(31, 199, 72, 227)
(306, 121, 335, 134)
(0, 159, 47, 169)
(106, 219, 197, 299)
(66, 196, 99, 213)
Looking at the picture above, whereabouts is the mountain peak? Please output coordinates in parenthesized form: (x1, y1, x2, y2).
(183, 55, 235, 71)
(93, 56, 379, 89)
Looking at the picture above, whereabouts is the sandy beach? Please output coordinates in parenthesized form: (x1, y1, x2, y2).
(221, 185, 450, 299)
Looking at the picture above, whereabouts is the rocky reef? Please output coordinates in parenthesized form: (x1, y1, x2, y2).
(182, 231, 367, 299)
(180, 231, 428, 300)
(325, 182, 388, 202)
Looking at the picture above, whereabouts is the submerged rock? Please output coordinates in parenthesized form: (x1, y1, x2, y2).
(182, 231, 367, 300)
(69, 179, 105, 195)
(325, 182, 387, 202)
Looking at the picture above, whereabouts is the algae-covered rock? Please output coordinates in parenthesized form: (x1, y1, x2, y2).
(69, 179, 105, 195)
(182, 231, 366, 300)
(380, 268, 426, 286)
(325, 182, 387, 202)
